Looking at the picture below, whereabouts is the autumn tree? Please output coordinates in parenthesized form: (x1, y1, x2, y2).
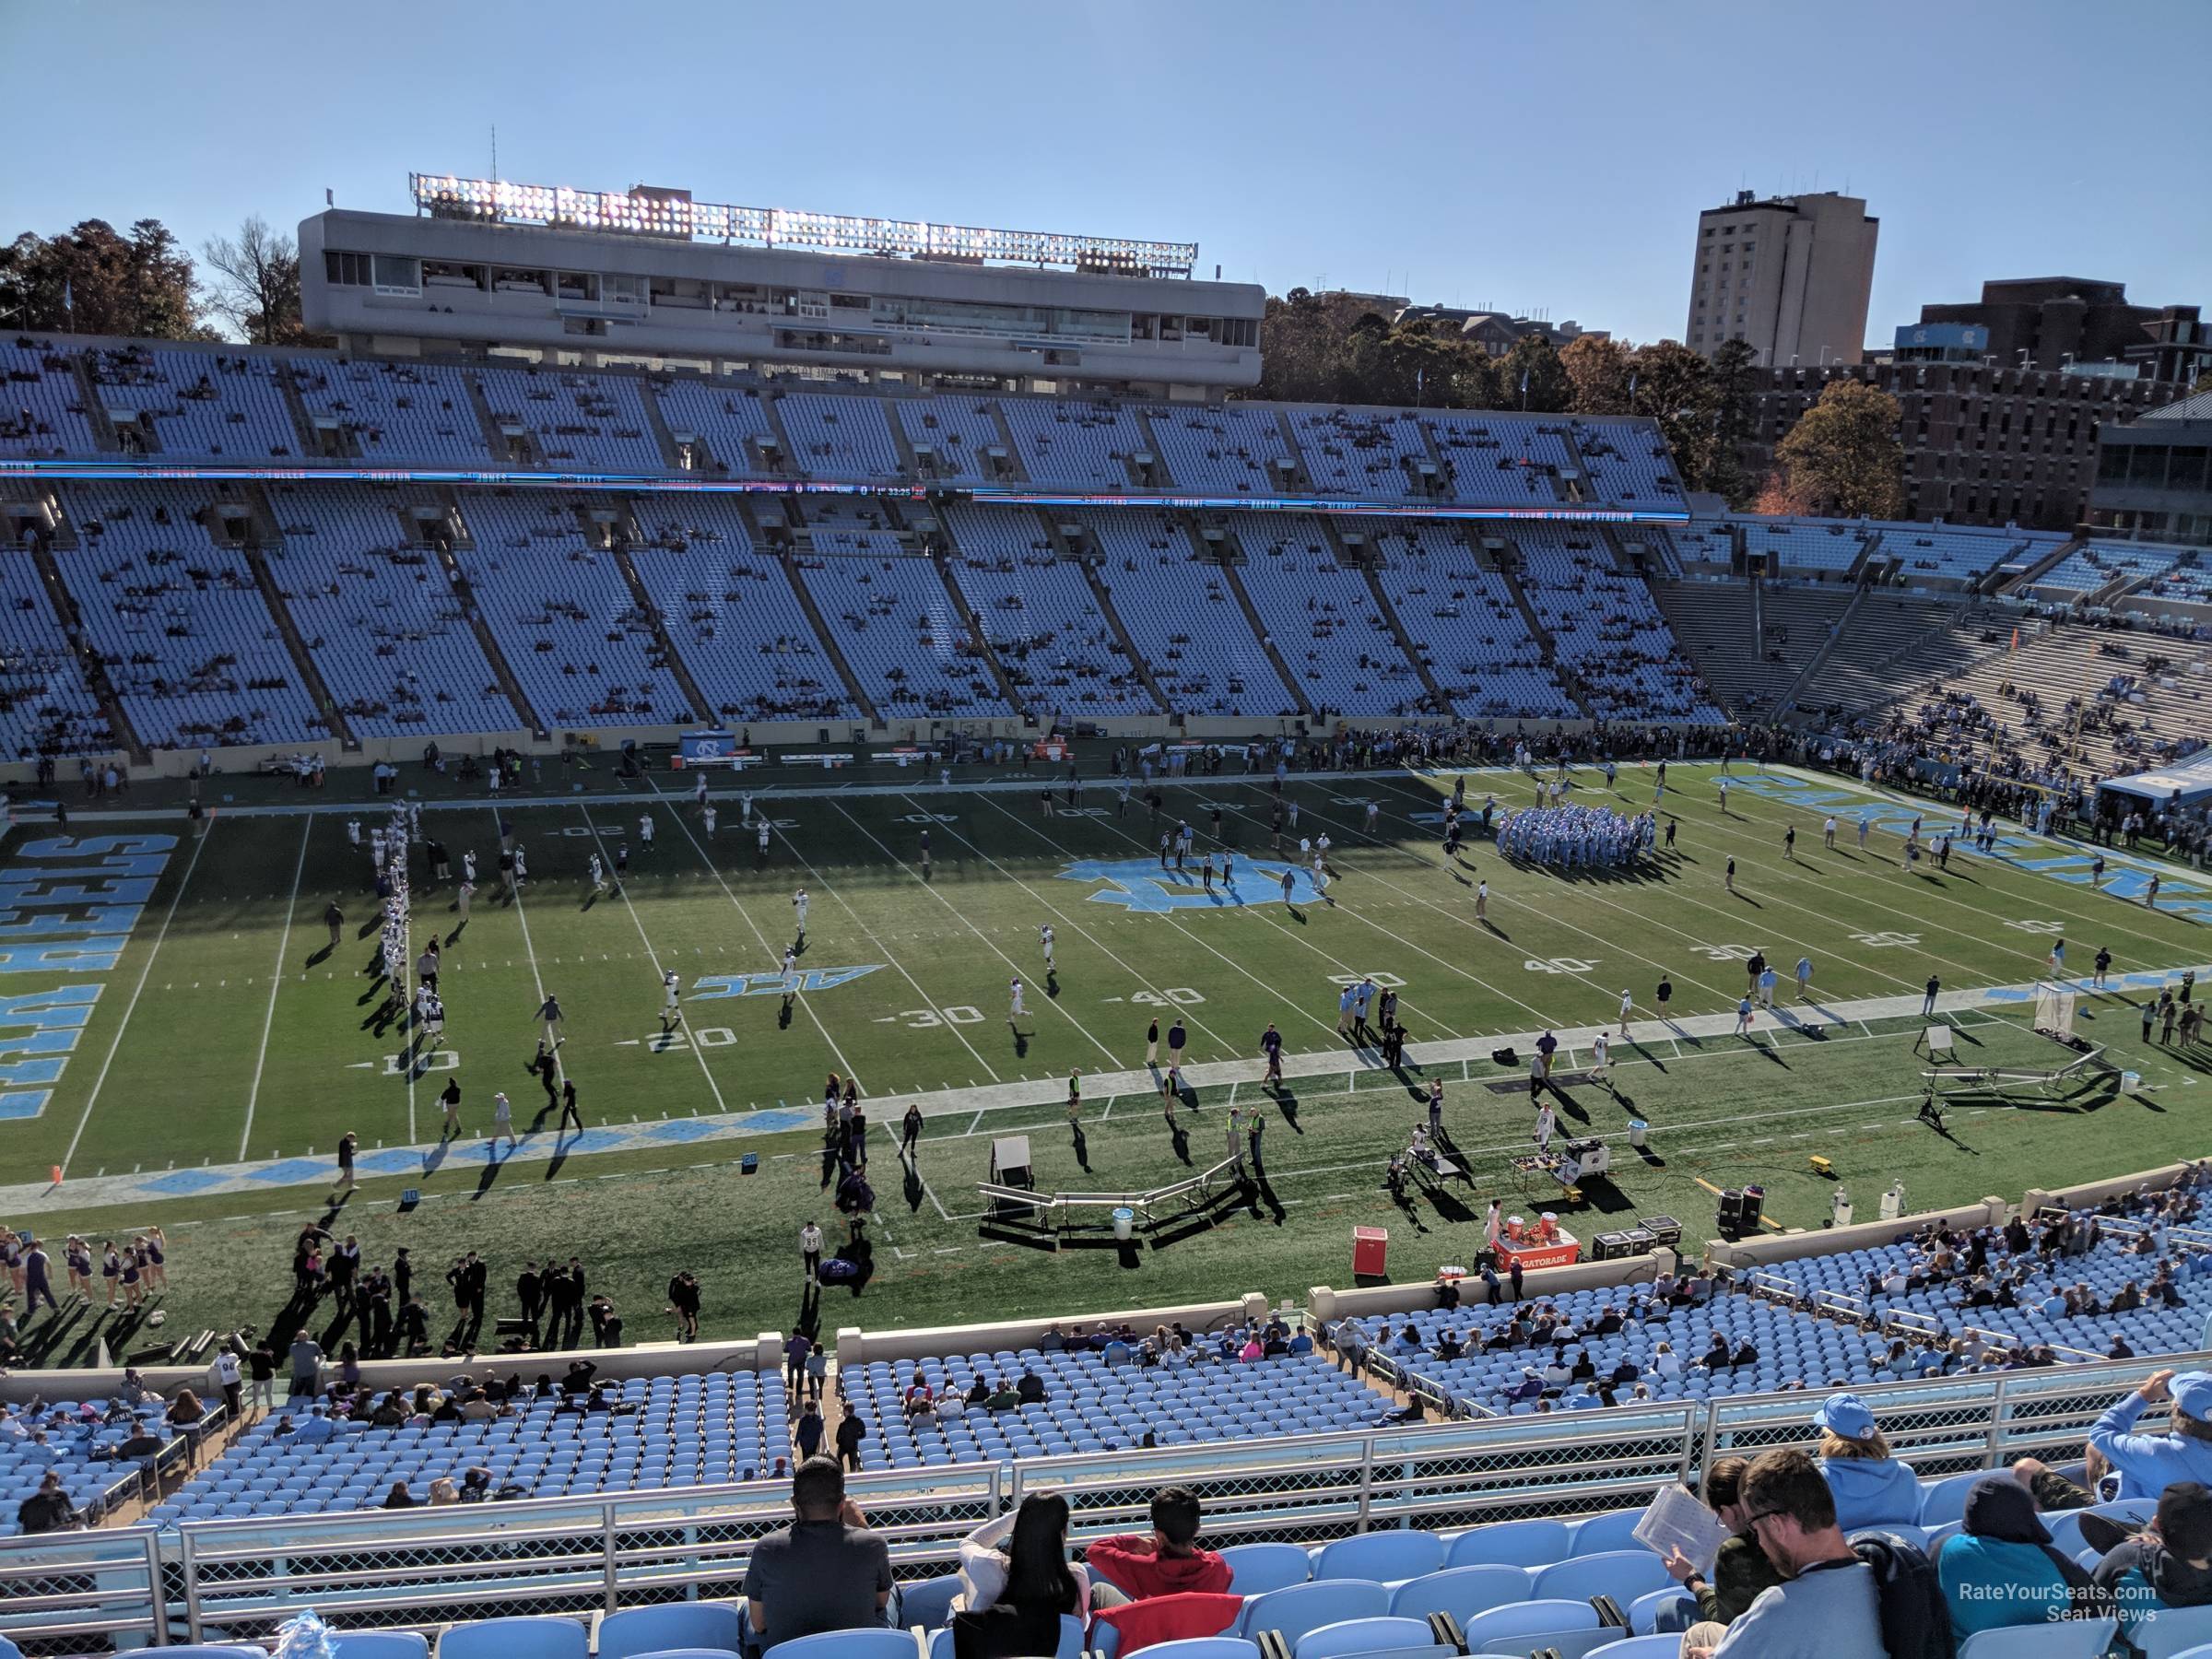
(1496, 331, 1571, 413)
(1561, 334, 1632, 416)
(0, 218, 205, 339)
(1702, 336, 1761, 506)
(203, 216, 328, 346)
(1767, 379, 1905, 519)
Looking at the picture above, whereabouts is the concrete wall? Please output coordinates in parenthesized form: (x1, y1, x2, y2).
(835, 1292, 1266, 1368)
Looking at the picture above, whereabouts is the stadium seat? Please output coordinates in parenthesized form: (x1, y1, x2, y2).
(598, 1606, 749, 1659)
(893, 1574, 965, 1631)
(1456, 1600, 1602, 1652)
(1239, 1581, 1392, 1645)
(625, 1648, 741, 1659)
(2134, 1606, 2212, 1659)
(1531, 1551, 1675, 1606)
(333, 1635, 430, 1659)
(1312, 1532, 1445, 1583)
(1219, 1543, 1315, 1594)
(1914, 1470, 1988, 1529)
(1626, 1587, 1693, 1636)
(1567, 1509, 1647, 1557)
(1584, 1639, 1686, 1659)
(1958, 1618, 2114, 1659)
(1847, 1524, 1930, 1552)
(1291, 1617, 1448, 1659)
(1135, 1643, 1259, 1659)
(765, 1632, 924, 1659)
(921, 1621, 1077, 1659)
(160, 1649, 271, 1659)
(1444, 1519, 1572, 1569)
(439, 1618, 590, 1659)
(1387, 1565, 1529, 1625)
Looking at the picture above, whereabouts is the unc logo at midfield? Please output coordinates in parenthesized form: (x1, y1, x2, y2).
(1056, 858, 1320, 912)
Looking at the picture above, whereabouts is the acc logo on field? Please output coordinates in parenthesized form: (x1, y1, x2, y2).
(1055, 858, 1321, 913)
(690, 966, 885, 999)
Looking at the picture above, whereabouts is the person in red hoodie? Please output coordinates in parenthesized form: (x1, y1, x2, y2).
(1085, 1487, 1233, 1602)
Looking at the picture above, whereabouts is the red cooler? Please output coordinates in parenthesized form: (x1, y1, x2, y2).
(1352, 1226, 1389, 1277)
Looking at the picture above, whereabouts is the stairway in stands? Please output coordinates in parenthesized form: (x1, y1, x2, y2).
(431, 492, 546, 733)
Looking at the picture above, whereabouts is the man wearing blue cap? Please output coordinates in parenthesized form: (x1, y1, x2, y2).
(2089, 1368, 2212, 1500)
(1813, 1392, 1924, 1531)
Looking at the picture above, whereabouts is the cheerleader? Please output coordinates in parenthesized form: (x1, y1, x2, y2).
(100, 1240, 123, 1306)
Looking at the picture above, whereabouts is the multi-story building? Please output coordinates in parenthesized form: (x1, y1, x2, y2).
(300, 174, 1264, 399)
(2091, 389, 2212, 547)
(1917, 277, 2209, 382)
(1685, 190, 1877, 368)
(1742, 357, 2182, 530)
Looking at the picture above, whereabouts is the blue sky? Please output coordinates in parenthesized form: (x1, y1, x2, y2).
(6, 0, 2206, 346)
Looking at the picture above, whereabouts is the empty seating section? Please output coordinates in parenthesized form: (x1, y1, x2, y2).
(2033, 541, 2183, 596)
(847, 1349, 1382, 1469)
(1077, 509, 1287, 717)
(262, 487, 518, 738)
(1232, 520, 1426, 714)
(1512, 528, 1719, 722)
(942, 505, 1158, 716)
(794, 550, 1011, 719)
(0, 1392, 182, 1538)
(1868, 523, 2030, 582)
(1671, 520, 1736, 568)
(477, 368, 665, 471)
(776, 394, 904, 481)
(652, 378, 775, 470)
(148, 1371, 785, 1524)
(1147, 405, 1295, 493)
(629, 500, 856, 723)
(1422, 413, 1574, 506)
(1288, 409, 1428, 500)
(897, 398, 1004, 483)
(1733, 517, 1871, 574)
(999, 398, 1149, 488)
(800, 498, 907, 553)
(57, 484, 324, 747)
(289, 359, 495, 464)
(450, 496, 687, 727)
(0, 549, 112, 759)
(84, 348, 299, 458)
(1370, 524, 1575, 720)
(0, 339, 102, 457)
(1565, 419, 1683, 506)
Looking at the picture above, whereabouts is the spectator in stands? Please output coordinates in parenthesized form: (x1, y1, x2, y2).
(835, 1408, 869, 1471)
(1812, 1392, 1923, 1531)
(16, 1471, 79, 1535)
(1680, 1449, 1888, 1659)
(1663, 1455, 1787, 1630)
(742, 1455, 893, 1653)
(2092, 1479, 2212, 1648)
(1933, 1475, 2099, 1644)
(2090, 1368, 2212, 1500)
(950, 1492, 1091, 1658)
(382, 1480, 417, 1509)
(1085, 1486, 1231, 1602)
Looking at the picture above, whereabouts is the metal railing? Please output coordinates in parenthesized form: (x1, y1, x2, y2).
(3, 1351, 2200, 1652)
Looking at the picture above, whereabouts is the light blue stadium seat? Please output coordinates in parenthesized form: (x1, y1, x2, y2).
(1135, 1642, 1260, 1659)
(1312, 1532, 1445, 1583)
(1291, 1618, 1447, 1659)
(1585, 1639, 1688, 1659)
(1388, 1565, 1529, 1625)
(1567, 1510, 1646, 1558)
(894, 1574, 964, 1631)
(1958, 1618, 2114, 1659)
(2134, 1605, 2212, 1659)
(1626, 1587, 1693, 1636)
(1531, 1551, 1675, 1606)
(625, 1648, 739, 1659)
(1240, 1581, 1392, 1645)
(1914, 1470, 1988, 1529)
(150, 1649, 266, 1659)
(1458, 1600, 1601, 1651)
(440, 1617, 590, 1659)
(765, 1631, 923, 1659)
(334, 1635, 430, 1659)
(598, 1606, 749, 1659)
(1445, 1519, 1572, 1570)
(1220, 1543, 1314, 1594)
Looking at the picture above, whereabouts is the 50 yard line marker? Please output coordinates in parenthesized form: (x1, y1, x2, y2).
(59, 817, 217, 1181)
(238, 816, 312, 1159)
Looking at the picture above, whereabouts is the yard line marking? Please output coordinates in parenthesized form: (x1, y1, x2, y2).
(238, 816, 312, 1159)
(59, 817, 216, 1180)
(578, 805, 728, 1118)
(639, 773, 862, 1085)
(823, 796, 1119, 1065)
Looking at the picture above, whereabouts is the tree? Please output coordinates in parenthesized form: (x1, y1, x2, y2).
(1768, 380, 1905, 519)
(203, 216, 326, 345)
(1497, 331, 1571, 413)
(1702, 337, 1762, 507)
(1251, 290, 1499, 409)
(0, 218, 205, 340)
(1624, 340, 1714, 488)
(1560, 335, 1632, 416)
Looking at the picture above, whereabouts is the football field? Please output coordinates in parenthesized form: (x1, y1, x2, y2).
(5, 759, 2210, 1362)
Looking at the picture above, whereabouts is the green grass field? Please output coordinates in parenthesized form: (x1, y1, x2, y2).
(5, 758, 2210, 1366)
